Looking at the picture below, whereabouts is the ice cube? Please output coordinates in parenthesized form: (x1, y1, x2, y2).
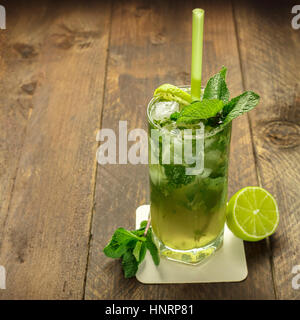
(149, 164, 168, 186)
(151, 101, 179, 121)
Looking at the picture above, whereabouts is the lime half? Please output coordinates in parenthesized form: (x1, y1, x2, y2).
(226, 187, 279, 241)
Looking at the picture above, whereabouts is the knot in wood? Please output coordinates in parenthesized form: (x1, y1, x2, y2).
(263, 120, 300, 149)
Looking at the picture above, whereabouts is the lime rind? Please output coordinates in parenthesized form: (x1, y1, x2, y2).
(155, 93, 191, 106)
(226, 186, 279, 241)
(154, 84, 192, 106)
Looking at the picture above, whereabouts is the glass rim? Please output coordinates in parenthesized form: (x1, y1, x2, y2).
(147, 85, 232, 138)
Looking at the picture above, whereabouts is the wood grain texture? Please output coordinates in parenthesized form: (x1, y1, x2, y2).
(0, 0, 110, 299)
(85, 0, 275, 299)
(233, 0, 300, 300)
(0, 1, 45, 252)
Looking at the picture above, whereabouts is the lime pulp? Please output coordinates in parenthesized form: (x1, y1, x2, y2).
(226, 187, 279, 241)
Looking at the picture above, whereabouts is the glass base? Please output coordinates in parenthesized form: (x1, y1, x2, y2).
(152, 230, 224, 265)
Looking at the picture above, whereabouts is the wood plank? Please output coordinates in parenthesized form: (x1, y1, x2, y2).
(85, 0, 275, 299)
(0, 1, 46, 251)
(233, 0, 300, 299)
(0, 0, 111, 299)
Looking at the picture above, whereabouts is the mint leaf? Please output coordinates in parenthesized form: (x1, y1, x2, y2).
(203, 67, 229, 103)
(103, 228, 145, 258)
(139, 220, 148, 229)
(223, 91, 260, 125)
(133, 241, 147, 264)
(176, 99, 224, 124)
(133, 241, 142, 262)
(139, 242, 147, 262)
(145, 231, 160, 266)
(103, 238, 128, 259)
(219, 66, 227, 80)
(122, 249, 138, 278)
(114, 228, 145, 243)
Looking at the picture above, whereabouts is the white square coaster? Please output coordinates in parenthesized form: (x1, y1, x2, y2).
(136, 205, 248, 284)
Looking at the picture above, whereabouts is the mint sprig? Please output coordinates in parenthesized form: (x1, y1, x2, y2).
(103, 221, 159, 278)
(145, 230, 160, 265)
(167, 66, 260, 126)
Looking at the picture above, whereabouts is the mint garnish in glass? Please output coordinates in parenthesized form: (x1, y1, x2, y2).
(156, 66, 260, 128)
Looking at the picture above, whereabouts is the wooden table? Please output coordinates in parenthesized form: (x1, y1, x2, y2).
(0, 0, 299, 300)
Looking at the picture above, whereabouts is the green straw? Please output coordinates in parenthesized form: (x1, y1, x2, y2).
(191, 8, 204, 101)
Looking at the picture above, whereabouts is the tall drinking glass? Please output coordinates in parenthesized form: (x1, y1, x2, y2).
(147, 87, 232, 264)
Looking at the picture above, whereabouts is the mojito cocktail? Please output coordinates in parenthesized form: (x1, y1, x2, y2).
(103, 8, 261, 278)
(148, 88, 232, 264)
(145, 8, 260, 265)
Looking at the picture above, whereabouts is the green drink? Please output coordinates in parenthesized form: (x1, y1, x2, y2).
(103, 8, 261, 278)
(145, 8, 260, 265)
(148, 87, 232, 264)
